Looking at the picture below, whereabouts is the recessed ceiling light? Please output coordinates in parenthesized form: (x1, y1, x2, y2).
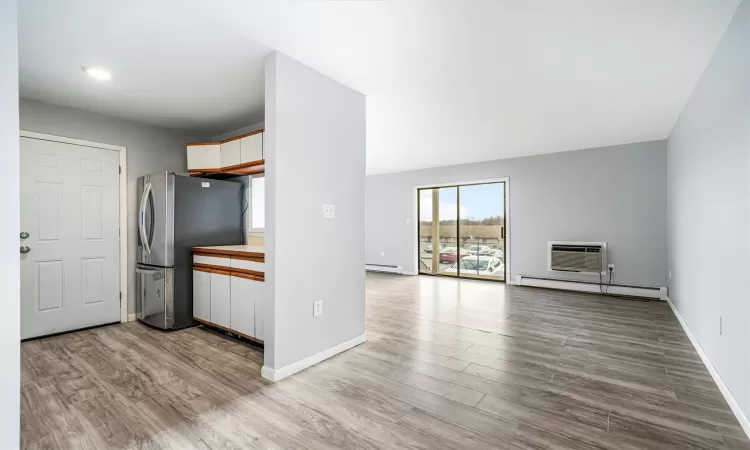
(82, 66, 112, 81)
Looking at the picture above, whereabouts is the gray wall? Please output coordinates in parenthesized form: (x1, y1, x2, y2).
(265, 52, 366, 370)
(0, 1, 20, 447)
(367, 140, 668, 287)
(19, 99, 195, 315)
(212, 121, 265, 142)
(667, 0, 749, 419)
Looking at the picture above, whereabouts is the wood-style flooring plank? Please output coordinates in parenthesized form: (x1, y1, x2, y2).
(19, 272, 747, 449)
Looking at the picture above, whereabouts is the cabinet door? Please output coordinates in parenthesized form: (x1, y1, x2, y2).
(210, 272, 231, 328)
(240, 133, 263, 163)
(220, 139, 241, 168)
(193, 269, 211, 322)
(230, 276, 255, 337)
(187, 144, 221, 170)
(254, 280, 266, 340)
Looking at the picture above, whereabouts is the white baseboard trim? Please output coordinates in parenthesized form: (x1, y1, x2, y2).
(515, 275, 667, 300)
(261, 334, 367, 383)
(127, 313, 137, 322)
(365, 264, 403, 274)
(666, 297, 750, 439)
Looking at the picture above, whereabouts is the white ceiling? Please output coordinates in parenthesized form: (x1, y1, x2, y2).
(19, 0, 740, 174)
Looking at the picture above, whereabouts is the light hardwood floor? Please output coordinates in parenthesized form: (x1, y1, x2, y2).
(21, 273, 750, 449)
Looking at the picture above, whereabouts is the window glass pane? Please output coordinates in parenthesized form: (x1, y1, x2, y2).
(251, 176, 265, 229)
(458, 183, 505, 280)
(437, 187, 459, 276)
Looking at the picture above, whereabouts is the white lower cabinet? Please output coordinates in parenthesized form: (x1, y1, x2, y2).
(230, 276, 255, 337)
(193, 270, 211, 322)
(193, 255, 265, 341)
(210, 272, 231, 328)
(254, 281, 265, 340)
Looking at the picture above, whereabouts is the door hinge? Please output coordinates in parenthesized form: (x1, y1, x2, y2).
(119, 291, 122, 300)
(119, 165, 122, 174)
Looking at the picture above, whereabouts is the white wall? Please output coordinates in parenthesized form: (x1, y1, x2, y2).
(19, 99, 195, 315)
(367, 140, 668, 287)
(0, 1, 20, 448)
(667, 0, 750, 422)
(264, 52, 366, 371)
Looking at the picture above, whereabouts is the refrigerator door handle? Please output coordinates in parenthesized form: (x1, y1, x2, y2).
(139, 182, 152, 255)
(135, 267, 161, 274)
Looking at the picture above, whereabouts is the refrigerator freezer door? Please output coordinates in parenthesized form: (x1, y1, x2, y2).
(135, 264, 174, 329)
(137, 171, 175, 267)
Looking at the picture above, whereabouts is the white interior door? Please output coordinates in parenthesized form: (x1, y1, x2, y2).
(20, 137, 120, 339)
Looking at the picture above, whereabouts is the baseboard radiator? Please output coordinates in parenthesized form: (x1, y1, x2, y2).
(514, 275, 668, 300)
(365, 263, 403, 274)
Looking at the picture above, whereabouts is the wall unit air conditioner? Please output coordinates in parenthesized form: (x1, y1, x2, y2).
(548, 241, 607, 275)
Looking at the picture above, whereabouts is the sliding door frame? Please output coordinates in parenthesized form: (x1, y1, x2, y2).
(413, 177, 510, 282)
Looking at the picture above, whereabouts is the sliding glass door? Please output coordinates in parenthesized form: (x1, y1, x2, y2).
(418, 181, 505, 281)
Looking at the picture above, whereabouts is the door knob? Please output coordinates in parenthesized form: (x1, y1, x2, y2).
(20, 246, 30, 254)
(20, 232, 29, 239)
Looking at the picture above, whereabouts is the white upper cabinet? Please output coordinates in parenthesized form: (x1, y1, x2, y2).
(187, 129, 263, 171)
(220, 138, 241, 168)
(187, 144, 220, 170)
(240, 132, 263, 163)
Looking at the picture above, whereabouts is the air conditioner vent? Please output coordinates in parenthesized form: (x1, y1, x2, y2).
(549, 242, 606, 274)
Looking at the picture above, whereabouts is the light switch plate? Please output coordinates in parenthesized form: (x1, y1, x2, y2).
(323, 204, 335, 219)
(313, 300, 323, 317)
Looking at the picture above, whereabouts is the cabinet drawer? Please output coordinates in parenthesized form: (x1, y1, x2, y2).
(187, 144, 220, 170)
(230, 258, 264, 273)
(220, 139, 241, 168)
(194, 255, 229, 266)
(210, 272, 231, 328)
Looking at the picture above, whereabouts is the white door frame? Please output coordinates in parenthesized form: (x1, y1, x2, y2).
(412, 177, 511, 281)
(20, 130, 128, 323)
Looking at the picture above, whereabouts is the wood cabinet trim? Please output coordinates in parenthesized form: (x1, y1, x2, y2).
(219, 129, 264, 144)
(194, 249, 264, 261)
(231, 272, 264, 282)
(221, 160, 264, 172)
(186, 129, 264, 147)
(193, 266, 213, 274)
(193, 263, 265, 281)
(209, 268, 233, 277)
(186, 161, 265, 178)
(187, 168, 222, 174)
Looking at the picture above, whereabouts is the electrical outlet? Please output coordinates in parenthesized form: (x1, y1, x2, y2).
(405, 218, 411, 225)
(313, 300, 323, 317)
(380, 250, 385, 257)
(323, 204, 335, 219)
(608, 264, 615, 273)
(718, 316, 722, 336)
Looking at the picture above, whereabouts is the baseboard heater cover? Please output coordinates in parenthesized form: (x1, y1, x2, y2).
(365, 263, 403, 274)
(514, 275, 667, 300)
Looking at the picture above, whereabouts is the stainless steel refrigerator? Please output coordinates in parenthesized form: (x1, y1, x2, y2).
(136, 171, 243, 330)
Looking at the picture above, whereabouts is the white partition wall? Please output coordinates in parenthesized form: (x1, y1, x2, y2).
(666, 0, 750, 434)
(263, 52, 366, 381)
(0, 0, 20, 447)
